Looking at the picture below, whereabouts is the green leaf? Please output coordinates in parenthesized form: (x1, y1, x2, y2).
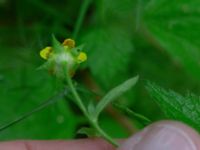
(96, 0, 136, 23)
(146, 82, 200, 131)
(95, 76, 139, 118)
(113, 103, 152, 126)
(81, 27, 134, 90)
(87, 101, 96, 118)
(143, 0, 200, 79)
(77, 127, 99, 137)
(52, 35, 63, 53)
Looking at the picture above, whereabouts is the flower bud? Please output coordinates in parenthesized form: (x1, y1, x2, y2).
(39, 37, 87, 79)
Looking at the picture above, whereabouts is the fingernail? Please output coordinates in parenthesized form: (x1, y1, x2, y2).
(119, 124, 197, 150)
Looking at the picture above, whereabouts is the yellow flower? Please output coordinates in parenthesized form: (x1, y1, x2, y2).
(39, 37, 87, 78)
(40, 38, 75, 60)
(62, 38, 75, 48)
(77, 52, 87, 63)
(40, 46, 52, 60)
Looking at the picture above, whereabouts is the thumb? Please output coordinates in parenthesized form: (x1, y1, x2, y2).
(118, 121, 200, 150)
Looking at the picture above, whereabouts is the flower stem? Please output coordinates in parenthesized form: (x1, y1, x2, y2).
(65, 70, 89, 118)
(0, 91, 65, 132)
(64, 66, 119, 147)
(91, 121, 119, 147)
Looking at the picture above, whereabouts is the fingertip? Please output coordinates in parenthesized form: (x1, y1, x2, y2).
(0, 138, 115, 150)
(118, 120, 200, 150)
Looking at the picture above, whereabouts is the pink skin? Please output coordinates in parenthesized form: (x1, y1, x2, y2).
(0, 139, 115, 150)
(0, 121, 200, 150)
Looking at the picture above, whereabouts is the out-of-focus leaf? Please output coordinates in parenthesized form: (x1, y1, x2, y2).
(146, 82, 200, 131)
(144, 0, 200, 79)
(81, 27, 134, 90)
(95, 0, 137, 26)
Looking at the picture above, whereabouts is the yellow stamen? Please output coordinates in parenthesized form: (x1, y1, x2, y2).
(62, 39, 75, 48)
(40, 46, 52, 59)
(77, 52, 87, 63)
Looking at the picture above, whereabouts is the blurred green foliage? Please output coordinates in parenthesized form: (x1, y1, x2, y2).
(1, 0, 200, 140)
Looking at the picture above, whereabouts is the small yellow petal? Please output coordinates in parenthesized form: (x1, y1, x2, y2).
(62, 38, 75, 48)
(77, 52, 87, 63)
(40, 46, 52, 59)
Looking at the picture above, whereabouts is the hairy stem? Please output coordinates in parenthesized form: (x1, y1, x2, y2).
(91, 121, 119, 147)
(0, 91, 65, 132)
(65, 70, 89, 118)
(64, 66, 119, 147)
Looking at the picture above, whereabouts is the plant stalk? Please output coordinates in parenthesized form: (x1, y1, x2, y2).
(91, 121, 119, 147)
(0, 91, 65, 132)
(64, 67, 119, 147)
(65, 70, 89, 118)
